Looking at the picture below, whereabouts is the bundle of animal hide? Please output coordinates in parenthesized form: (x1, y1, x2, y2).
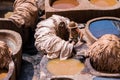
(35, 15, 74, 60)
(0, 41, 12, 69)
(87, 34, 120, 73)
(9, 0, 38, 28)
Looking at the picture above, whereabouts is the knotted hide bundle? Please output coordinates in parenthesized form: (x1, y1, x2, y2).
(87, 34, 120, 73)
(9, 0, 38, 28)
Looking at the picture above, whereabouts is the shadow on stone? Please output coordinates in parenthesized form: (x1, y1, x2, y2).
(51, 77, 73, 80)
(18, 60, 34, 80)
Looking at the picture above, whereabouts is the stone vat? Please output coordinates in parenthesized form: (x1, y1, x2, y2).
(0, 30, 22, 79)
(0, 61, 16, 80)
(85, 17, 120, 44)
(85, 58, 120, 78)
(45, 0, 120, 23)
(39, 56, 93, 80)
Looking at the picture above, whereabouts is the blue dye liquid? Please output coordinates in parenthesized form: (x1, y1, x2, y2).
(89, 19, 120, 38)
(93, 77, 120, 80)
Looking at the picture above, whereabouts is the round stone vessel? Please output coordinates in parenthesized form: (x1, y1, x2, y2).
(51, 0, 79, 9)
(0, 61, 15, 80)
(85, 17, 120, 44)
(0, 30, 22, 78)
(47, 58, 84, 76)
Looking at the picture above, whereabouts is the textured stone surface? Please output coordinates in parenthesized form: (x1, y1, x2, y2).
(18, 52, 43, 80)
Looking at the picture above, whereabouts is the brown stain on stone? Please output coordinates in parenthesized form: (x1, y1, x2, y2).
(47, 59, 84, 75)
(90, 0, 118, 7)
(52, 0, 79, 9)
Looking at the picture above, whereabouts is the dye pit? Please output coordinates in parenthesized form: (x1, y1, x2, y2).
(40, 55, 93, 80)
(93, 77, 120, 80)
(90, 0, 118, 7)
(47, 59, 84, 76)
(0, 69, 8, 79)
(89, 19, 120, 38)
(51, 0, 79, 9)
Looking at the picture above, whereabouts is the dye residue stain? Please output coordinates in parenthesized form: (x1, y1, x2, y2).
(89, 19, 120, 38)
(0, 70, 7, 79)
(47, 59, 84, 75)
(52, 0, 79, 9)
(90, 0, 117, 7)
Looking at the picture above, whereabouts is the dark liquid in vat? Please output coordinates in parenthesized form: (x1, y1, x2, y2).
(52, 0, 79, 9)
(51, 78, 73, 80)
(93, 77, 120, 80)
(89, 19, 120, 38)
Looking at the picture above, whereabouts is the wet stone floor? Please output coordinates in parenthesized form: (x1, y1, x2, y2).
(17, 42, 120, 80)
(18, 52, 43, 80)
(18, 53, 120, 80)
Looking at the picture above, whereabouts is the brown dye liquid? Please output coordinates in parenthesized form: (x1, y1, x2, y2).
(47, 59, 84, 75)
(90, 0, 117, 7)
(0, 70, 7, 79)
(4, 12, 13, 18)
(52, 0, 79, 9)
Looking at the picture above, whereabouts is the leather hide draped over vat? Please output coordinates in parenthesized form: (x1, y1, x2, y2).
(0, 41, 12, 69)
(0, 30, 22, 80)
(0, 40, 15, 80)
(87, 34, 120, 73)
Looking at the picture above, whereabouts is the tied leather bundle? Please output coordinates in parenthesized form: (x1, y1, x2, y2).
(9, 0, 38, 28)
(87, 34, 120, 73)
(35, 15, 74, 60)
(0, 41, 12, 69)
